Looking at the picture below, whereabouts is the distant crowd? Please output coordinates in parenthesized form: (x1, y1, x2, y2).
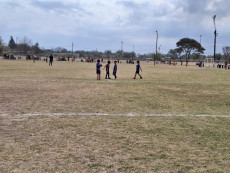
(2, 54, 229, 76)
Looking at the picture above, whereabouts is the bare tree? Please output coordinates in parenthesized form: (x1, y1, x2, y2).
(0, 36, 4, 54)
(18, 36, 32, 55)
(31, 42, 42, 54)
(53, 47, 68, 53)
(222, 46, 230, 62)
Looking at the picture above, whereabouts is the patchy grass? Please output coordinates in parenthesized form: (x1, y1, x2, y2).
(0, 60, 229, 115)
(0, 115, 230, 172)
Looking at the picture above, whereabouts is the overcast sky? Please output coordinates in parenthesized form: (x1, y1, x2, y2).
(1, 0, 230, 55)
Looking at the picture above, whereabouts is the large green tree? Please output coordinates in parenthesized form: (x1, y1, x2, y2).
(167, 49, 179, 59)
(176, 38, 205, 61)
(152, 53, 161, 61)
(123, 52, 136, 60)
(104, 50, 112, 59)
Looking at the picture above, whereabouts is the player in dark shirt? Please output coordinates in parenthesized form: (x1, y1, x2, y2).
(113, 61, 117, 79)
(104, 61, 111, 79)
(49, 54, 54, 66)
(133, 61, 142, 79)
(96, 60, 103, 80)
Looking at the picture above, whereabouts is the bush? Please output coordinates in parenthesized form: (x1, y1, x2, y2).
(57, 55, 67, 61)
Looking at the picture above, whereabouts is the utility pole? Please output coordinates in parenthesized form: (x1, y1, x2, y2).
(199, 35, 202, 60)
(156, 31, 158, 60)
(72, 42, 73, 57)
(133, 45, 135, 60)
(213, 15, 217, 61)
(121, 41, 123, 59)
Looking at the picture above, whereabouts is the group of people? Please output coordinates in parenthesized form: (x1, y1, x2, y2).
(218, 61, 230, 69)
(96, 60, 142, 80)
(46, 54, 143, 80)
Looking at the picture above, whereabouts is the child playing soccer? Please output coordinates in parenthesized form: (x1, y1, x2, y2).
(96, 60, 102, 80)
(104, 61, 111, 79)
(133, 61, 143, 79)
(113, 61, 117, 79)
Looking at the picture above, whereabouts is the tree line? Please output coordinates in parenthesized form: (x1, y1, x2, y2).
(0, 36, 139, 60)
(0, 35, 230, 62)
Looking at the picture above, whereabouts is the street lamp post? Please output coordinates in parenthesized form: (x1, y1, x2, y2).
(200, 35, 202, 45)
(213, 15, 217, 61)
(72, 42, 74, 57)
(156, 31, 158, 59)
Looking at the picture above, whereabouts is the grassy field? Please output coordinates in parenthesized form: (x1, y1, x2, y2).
(0, 59, 230, 172)
(1, 59, 230, 115)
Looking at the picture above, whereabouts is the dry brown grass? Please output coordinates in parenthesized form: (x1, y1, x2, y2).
(0, 60, 230, 115)
(0, 59, 230, 172)
(0, 115, 230, 172)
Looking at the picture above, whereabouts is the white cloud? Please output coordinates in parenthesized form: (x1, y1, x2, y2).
(0, 0, 230, 54)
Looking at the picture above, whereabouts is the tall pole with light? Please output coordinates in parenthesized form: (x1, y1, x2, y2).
(213, 15, 217, 61)
(72, 42, 74, 57)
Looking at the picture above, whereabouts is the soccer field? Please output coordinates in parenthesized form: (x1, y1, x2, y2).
(1, 60, 230, 115)
(0, 59, 230, 172)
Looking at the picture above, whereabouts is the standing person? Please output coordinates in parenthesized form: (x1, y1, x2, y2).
(113, 61, 118, 79)
(96, 59, 103, 80)
(186, 60, 188, 67)
(49, 54, 53, 66)
(133, 61, 143, 79)
(104, 61, 111, 79)
(32, 56, 35, 63)
(225, 62, 228, 69)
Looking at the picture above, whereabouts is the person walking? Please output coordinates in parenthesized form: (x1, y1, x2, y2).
(113, 61, 117, 79)
(133, 61, 143, 79)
